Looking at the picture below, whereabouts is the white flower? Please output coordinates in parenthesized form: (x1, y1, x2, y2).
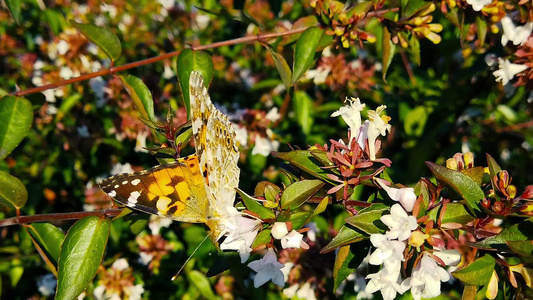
(368, 234, 405, 271)
(195, 14, 210, 30)
(466, 0, 491, 11)
(365, 265, 407, 300)
(248, 248, 285, 288)
(280, 261, 294, 282)
(305, 222, 319, 242)
(162, 64, 174, 79)
(148, 215, 173, 235)
(296, 282, 317, 300)
(37, 273, 57, 296)
(56, 40, 70, 55)
(231, 123, 248, 147)
(381, 204, 418, 241)
(271, 222, 289, 239)
(493, 58, 529, 86)
(252, 135, 279, 157)
(283, 284, 299, 298)
(110, 162, 134, 175)
(404, 253, 450, 300)
(366, 105, 391, 160)
(265, 107, 281, 122)
(501, 16, 533, 46)
(281, 230, 305, 249)
(138, 252, 154, 265)
(135, 131, 149, 153)
(433, 249, 461, 266)
(127, 284, 144, 300)
(59, 66, 74, 80)
(331, 97, 366, 144)
(376, 178, 417, 212)
(219, 213, 261, 263)
(112, 258, 129, 271)
(305, 66, 330, 85)
(100, 4, 118, 18)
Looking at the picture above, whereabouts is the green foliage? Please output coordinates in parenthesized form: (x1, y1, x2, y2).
(71, 21, 122, 62)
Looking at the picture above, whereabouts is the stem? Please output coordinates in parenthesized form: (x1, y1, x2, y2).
(9, 27, 308, 98)
(0, 209, 123, 227)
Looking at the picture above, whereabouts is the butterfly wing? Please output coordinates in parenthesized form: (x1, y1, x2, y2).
(189, 72, 240, 218)
(100, 155, 208, 223)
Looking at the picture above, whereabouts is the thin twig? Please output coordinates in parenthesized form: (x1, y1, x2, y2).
(8, 27, 308, 98)
(0, 209, 123, 227)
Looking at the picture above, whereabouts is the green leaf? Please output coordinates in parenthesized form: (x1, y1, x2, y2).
(290, 211, 312, 230)
(401, 1, 432, 19)
(25, 223, 65, 266)
(176, 50, 214, 119)
(252, 229, 272, 249)
(266, 47, 292, 89)
(0, 171, 27, 210)
(409, 36, 421, 66)
(0, 96, 33, 160)
(292, 26, 324, 84)
(427, 202, 475, 225)
(175, 127, 193, 149)
(333, 245, 359, 291)
(320, 225, 367, 253)
(486, 154, 501, 195)
(273, 150, 335, 184)
(280, 179, 324, 210)
(345, 204, 389, 235)
(56, 216, 110, 300)
(5, 0, 21, 23)
(507, 240, 533, 257)
(119, 75, 155, 122)
(476, 16, 487, 47)
(71, 21, 122, 61)
(188, 270, 215, 299)
(381, 26, 396, 81)
(426, 162, 484, 217)
(236, 188, 275, 220)
(293, 91, 314, 136)
(452, 255, 495, 286)
(445, 6, 461, 28)
(404, 106, 429, 137)
(461, 167, 485, 186)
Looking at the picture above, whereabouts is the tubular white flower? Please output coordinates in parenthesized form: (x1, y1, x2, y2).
(368, 234, 405, 272)
(381, 204, 418, 241)
(366, 105, 391, 160)
(331, 97, 366, 145)
(376, 178, 417, 212)
(404, 253, 450, 300)
(493, 58, 529, 86)
(281, 230, 305, 249)
(433, 248, 461, 266)
(248, 248, 285, 288)
(365, 264, 407, 300)
(271, 222, 289, 239)
(501, 16, 533, 46)
(219, 213, 261, 263)
(465, 0, 491, 11)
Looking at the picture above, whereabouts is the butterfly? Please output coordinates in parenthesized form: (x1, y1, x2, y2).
(100, 71, 240, 241)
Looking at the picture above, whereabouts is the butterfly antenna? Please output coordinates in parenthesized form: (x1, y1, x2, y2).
(171, 232, 212, 281)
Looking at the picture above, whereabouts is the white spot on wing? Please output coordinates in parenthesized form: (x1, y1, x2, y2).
(114, 184, 120, 188)
(108, 190, 117, 197)
(122, 181, 128, 185)
(128, 191, 141, 204)
(131, 179, 141, 186)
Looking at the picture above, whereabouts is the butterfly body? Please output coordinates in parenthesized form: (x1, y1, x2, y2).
(100, 72, 240, 241)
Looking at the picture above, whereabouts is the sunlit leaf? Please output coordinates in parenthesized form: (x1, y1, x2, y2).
(26, 223, 65, 266)
(266, 47, 292, 89)
(293, 91, 314, 136)
(71, 21, 122, 61)
(0, 96, 33, 160)
(273, 150, 335, 184)
(381, 26, 396, 81)
(426, 162, 484, 217)
(280, 179, 324, 210)
(56, 216, 110, 300)
(0, 171, 27, 210)
(345, 204, 388, 235)
(120, 75, 155, 122)
(452, 255, 495, 286)
(321, 225, 367, 253)
(5, 0, 21, 23)
(176, 50, 214, 119)
(188, 270, 215, 299)
(292, 26, 324, 84)
(236, 188, 275, 220)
